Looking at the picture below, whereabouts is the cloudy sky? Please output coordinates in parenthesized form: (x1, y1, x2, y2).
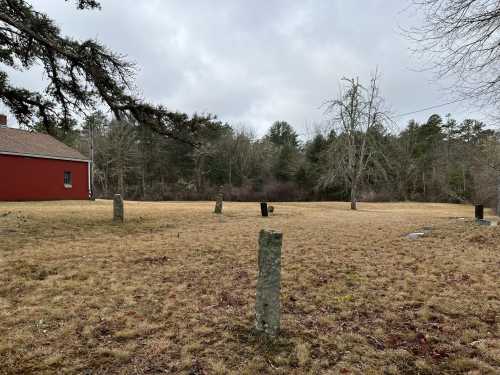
(3, 0, 487, 136)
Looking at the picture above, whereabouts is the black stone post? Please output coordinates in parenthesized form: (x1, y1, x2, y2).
(260, 202, 268, 217)
(475, 204, 484, 221)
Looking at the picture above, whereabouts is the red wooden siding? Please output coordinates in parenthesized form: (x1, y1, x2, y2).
(0, 154, 89, 201)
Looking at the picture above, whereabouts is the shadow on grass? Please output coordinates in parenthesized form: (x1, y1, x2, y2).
(230, 322, 299, 366)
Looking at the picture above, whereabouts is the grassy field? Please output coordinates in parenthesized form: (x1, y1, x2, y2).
(0, 200, 498, 374)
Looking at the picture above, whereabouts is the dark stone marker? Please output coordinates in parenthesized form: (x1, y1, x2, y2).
(475, 204, 484, 221)
(255, 229, 282, 337)
(113, 194, 124, 222)
(260, 202, 268, 217)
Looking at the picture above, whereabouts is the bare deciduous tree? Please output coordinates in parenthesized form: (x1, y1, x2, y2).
(408, 0, 500, 110)
(323, 72, 387, 210)
(104, 120, 137, 197)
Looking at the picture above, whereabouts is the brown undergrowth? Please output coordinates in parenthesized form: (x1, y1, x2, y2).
(0, 201, 498, 374)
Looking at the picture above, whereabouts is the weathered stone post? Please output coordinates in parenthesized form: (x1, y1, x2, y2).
(496, 175, 500, 217)
(255, 229, 282, 337)
(260, 202, 268, 217)
(113, 194, 124, 222)
(214, 186, 223, 214)
(475, 204, 484, 221)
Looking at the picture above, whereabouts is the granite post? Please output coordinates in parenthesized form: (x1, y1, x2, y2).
(255, 229, 282, 337)
(214, 186, 223, 214)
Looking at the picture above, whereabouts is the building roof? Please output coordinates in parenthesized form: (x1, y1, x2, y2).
(0, 127, 88, 161)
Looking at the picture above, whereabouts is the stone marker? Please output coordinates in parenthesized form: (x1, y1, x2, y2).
(476, 219, 498, 227)
(260, 202, 268, 217)
(406, 232, 425, 240)
(475, 204, 484, 221)
(406, 226, 432, 239)
(477, 219, 491, 226)
(214, 186, 223, 214)
(113, 194, 124, 222)
(255, 229, 282, 337)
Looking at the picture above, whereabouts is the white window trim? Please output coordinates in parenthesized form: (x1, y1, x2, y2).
(0, 151, 88, 163)
(64, 171, 72, 188)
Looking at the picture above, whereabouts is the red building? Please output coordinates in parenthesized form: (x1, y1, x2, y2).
(0, 124, 90, 201)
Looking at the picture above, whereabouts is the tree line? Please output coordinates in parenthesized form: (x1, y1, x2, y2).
(60, 109, 498, 208)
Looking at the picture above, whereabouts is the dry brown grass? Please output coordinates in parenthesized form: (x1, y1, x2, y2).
(0, 200, 498, 374)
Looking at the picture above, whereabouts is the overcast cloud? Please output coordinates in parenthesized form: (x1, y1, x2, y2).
(2, 0, 488, 136)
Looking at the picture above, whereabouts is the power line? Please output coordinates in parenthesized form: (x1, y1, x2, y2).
(391, 97, 469, 119)
(274, 95, 482, 139)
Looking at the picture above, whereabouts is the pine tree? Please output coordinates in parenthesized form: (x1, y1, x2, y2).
(0, 0, 216, 142)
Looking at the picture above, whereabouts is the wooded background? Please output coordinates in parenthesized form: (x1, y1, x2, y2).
(51, 111, 499, 207)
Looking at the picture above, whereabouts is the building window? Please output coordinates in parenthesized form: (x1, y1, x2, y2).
(64, 171, 72, 188)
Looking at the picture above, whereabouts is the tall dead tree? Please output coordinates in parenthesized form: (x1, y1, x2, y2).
(107, 120, 137, 197)
(323, 72, 387, 210)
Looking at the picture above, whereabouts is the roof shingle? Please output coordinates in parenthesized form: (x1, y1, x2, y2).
(0, 127, 88, 161)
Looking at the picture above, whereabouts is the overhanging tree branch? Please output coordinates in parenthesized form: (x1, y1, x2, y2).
(0, 0, 214, 146)
(407, 0, 500, 112)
